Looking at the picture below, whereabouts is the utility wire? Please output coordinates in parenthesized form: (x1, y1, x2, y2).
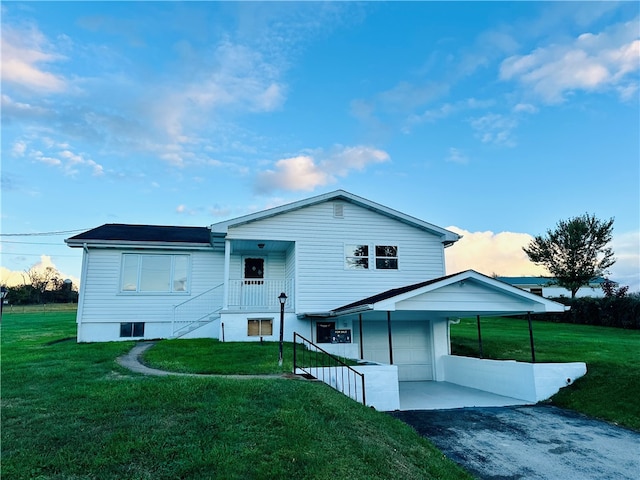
(1, 241, 68, 245)
(0, 228, 89, 237)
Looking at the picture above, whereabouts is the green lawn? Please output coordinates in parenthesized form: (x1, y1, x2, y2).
(450, 316, 640, 431)
(1, 310, 472, 480)
(143, 338, 357, 375)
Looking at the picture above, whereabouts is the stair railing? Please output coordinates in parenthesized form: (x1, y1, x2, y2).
(293, 332, 366, 406)
(172, 284, 224, 337)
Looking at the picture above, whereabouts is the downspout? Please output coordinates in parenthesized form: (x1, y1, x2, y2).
(76, 243, 89, 342)
(447, 317, 460, 355)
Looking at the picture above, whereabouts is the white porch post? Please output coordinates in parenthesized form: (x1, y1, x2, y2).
(223, 239, 230, 310)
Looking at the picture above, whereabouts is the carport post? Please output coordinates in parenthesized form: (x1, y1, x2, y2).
(358, 314, 364, 360)
(528, 312, 536, 363)
(387, 311, 394, 364)
(476, 315, 484, 358)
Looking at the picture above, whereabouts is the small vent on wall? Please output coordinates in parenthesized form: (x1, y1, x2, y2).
(333, 203, 344, 218)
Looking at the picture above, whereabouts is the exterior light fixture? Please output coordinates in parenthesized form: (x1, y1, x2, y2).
(278, 292, 288, 367)
(258, 243, 265, 249)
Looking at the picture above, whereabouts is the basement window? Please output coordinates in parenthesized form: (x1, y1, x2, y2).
(120, 322, 145, 338)
(248, 318, 273, 336)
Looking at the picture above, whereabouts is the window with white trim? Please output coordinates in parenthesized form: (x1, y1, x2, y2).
(345, 244, 369, 269)
(375, 245, 398, 270)
(248, 318, 273, 336)
(345, 244, 398, 270)
(120, 254, 190, 293)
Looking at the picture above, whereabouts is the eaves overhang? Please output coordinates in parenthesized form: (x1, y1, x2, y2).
(65, 239, 213, 250)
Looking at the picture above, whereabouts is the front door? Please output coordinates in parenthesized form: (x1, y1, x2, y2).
(243, 258, 265, 307)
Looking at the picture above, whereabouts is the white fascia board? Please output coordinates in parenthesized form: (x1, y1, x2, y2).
(370, 270, 567, 313)
(65, 240, 213, 250)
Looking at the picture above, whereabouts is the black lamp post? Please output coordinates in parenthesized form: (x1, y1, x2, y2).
(0, 286, 8, 322)
(278, 292, 287, 367)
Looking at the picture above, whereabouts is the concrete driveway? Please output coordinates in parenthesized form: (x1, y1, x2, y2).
(391, 405, 640, 480)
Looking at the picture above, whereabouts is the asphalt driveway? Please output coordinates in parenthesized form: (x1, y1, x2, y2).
(391, 405, 640, 480)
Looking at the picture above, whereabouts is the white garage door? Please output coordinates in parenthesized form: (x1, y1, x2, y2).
(362, 320, 433, 381)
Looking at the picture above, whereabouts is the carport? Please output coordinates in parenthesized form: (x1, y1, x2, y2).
(303, 270, 586, 411)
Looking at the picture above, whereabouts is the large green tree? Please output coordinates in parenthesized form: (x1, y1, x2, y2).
(523, 213, 615, 298)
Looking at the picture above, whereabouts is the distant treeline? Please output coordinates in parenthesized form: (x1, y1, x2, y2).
(533, 294, 640, 330)
(4, 283, 78, 306)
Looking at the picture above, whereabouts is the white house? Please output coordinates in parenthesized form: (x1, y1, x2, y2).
(66, 190, 585, 410)
(497, 276, 613, 298)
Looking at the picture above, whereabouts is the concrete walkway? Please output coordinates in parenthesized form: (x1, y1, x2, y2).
(116, 341, 296, 380)
(392, 405, 640, 480)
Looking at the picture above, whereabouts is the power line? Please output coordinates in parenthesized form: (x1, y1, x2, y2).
(0, 228, 89, 237)
(1, 241, 68, 245)
(0, 252, 79, 258)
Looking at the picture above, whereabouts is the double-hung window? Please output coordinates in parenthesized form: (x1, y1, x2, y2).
(375, 245, 398, 269)
(345, 245, 369, 269)
(345, 244, 398, 270)
(120, 254, 190, 293)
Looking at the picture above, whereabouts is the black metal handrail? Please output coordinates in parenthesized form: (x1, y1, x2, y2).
(293, 332, 366, 406)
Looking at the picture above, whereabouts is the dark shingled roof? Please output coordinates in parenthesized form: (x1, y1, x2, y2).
(66, 224, 211, 245)
(333, 270, 470, 312)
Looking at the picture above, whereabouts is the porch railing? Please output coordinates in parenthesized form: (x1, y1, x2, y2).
(227, 278, 294, 310)
(172, 284, 224, 337)
(293, 332, 366, 406)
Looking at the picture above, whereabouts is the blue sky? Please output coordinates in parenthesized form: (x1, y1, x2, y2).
(1, 1, 639, 291)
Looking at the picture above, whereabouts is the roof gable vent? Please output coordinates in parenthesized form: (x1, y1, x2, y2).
(333, 202, 344, 218)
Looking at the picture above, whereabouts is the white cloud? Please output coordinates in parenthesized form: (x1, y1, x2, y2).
(445, 226, 548, 277)
(254, 145, 390, 193)
(500, 19, 640, 103)
(24, 141, 105, 177)
(446, 148, 469, 165)
(469, 113, 518, 146)
(0, 255, 80, 288)
(0, 24, 67, 93)
(254, 155, 330, 193)
(445, 226, 640, 293)
(513, 103, 538, 114)
(610, 230, 640, 293)
(12, 140, 27, 157)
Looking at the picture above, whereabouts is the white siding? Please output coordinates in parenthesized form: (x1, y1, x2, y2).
(77, 248, 223, 341)
(396, 281, 539, 313)
(227, 201, 446, 312)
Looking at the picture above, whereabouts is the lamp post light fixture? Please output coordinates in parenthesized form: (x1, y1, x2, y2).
(0, 286, 8, 322)
(278, 292, 287, 367)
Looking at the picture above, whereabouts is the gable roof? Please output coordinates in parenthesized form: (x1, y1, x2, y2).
(323, 270, 568, 317)
(210, 190, 460, 246)
(65, 224, 212, 248)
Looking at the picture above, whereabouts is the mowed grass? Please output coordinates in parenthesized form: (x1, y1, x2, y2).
(144, 339, 357, 375)
(450, 316, 640, 431)
(1, 310, 472, 480)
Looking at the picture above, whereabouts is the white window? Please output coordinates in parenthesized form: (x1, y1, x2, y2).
(345, 244, 398, 270)
(345, 244, 369, 269)
(375, 245, 398, 270)
(120, 254, 190, 293)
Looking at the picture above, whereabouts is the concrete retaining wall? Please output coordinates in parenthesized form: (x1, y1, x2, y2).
(442, 355, 586, 402)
